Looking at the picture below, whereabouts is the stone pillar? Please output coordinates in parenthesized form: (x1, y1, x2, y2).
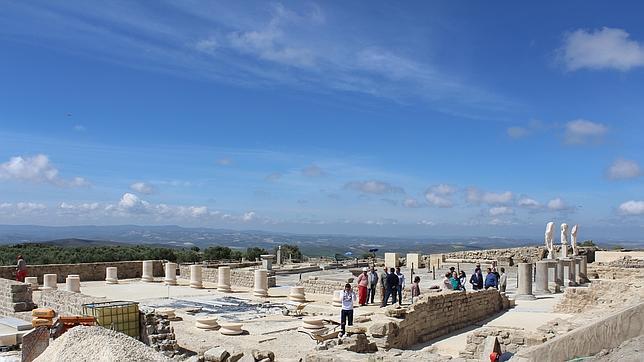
(277, 246, 282, 265)
(260, 255, 274, 271)
(105, 267, 118, 284)
(384, 253, 400, 268)
(579, 255, 588, 283)
(515, 263, 536, 300)
(288, 286, 306, 303)
(141, 260, 154, 282)
(566, 259, 577, 287)
(535, 261, 550, 294)
(66, 275, 81, 293)
(253, 269, 268, 297)
(406, 253, 422, 269)
(190, 265, 203, 289)
(555, 259, 565, 290)
(164, 262, 177, 285)
(42, 274, 58, 290)
(24, 277, 39, 290)
(217, 266, 232, 293)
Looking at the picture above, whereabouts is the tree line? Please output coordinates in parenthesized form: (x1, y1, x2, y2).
(0, 243, 303, 266)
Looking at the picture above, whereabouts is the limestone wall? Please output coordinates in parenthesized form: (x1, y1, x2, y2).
(460, 327, 550, 360)
(296, 278, 350, 295)
(35, 289, 108, 315)
(178, 265, 276, 288)
(513, 301, 644, 362)
(368, 289, 510, 349)
(0, 260, 164, 283)
(595, 251, 644, 263)
(0, 278, 34, 316)
(444, 246, 546, 264)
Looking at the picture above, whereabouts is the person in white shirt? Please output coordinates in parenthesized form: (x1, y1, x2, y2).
(395, 267, 405, 305)
(340, 283, 357, 336)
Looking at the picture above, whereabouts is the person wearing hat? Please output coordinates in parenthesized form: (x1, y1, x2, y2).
(16, 255, 27, 282)
(356, 267, 369, 306)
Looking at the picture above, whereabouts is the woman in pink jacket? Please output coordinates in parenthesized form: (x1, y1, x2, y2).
(356, 267, 369, 306)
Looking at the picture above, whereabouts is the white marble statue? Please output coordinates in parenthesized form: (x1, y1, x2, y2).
(545, 222, 555, 259)
(571, 224, 579, 256)
(560, 223, 569, 258)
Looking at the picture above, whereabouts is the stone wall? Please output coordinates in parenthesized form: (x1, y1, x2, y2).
(178, 265, 276, 288)
(34, 289, 107, 315)
(140, 308, 179, 357)
(554, 279, 643, 314)
(459, 327, 550, 360)
(0, 278, 35, 316)
(296, 278, 350, 295)
(368, 289, 510, 349)
(444, 246, 546, 265)
(0, 260, 164, 283)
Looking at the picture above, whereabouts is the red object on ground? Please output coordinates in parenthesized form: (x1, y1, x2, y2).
(358, 285, 368, 305)
(16, 270, 27, 282)
(490, 352, 500, 362)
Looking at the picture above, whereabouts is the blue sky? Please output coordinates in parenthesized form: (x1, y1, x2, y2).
(1, 1, 644, 239)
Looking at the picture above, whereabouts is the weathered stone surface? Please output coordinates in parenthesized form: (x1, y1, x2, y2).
(384, 306, 406, 318)
(251, 349, 275, 362)
(204, 346, 230, 362)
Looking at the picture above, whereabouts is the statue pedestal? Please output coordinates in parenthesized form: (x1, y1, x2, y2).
(578, 255, 589, 283)
(535, 261, 551, 294)
(515, 263, 536, 300)
(560, 258, 577, 287)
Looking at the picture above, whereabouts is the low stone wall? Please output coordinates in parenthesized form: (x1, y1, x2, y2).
(178, 265, 276, 288)
(35, 289, 107, 315)
(513, 301, 644, 362)
(140, 308, 179, 357)
(444, 246, 546, 265)
(588, 264, 644, 280)
(460, 327, 550, 360)
(0, 261, 164, 283)
(595, 251, 644, 263)
(368, 289, 510, 349)
(555, 279, 643, 314)
(296, 278, 350, 295)
(0, 278, 34, 316)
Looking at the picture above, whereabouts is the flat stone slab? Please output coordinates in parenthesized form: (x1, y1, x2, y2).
(0, 317, 32, 331)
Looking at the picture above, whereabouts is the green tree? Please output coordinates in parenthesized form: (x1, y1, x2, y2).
(204, 246, 232, 260)
(230, 249, 244, 261)
(245, 247, 267, 261)
(276, 244, 302, 262)
(580, 240, 596, 247)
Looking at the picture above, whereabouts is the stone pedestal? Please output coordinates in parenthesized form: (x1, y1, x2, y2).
(217, 266, 232, 293)
(555, 259, 565, 290)
(515, 263, 536, 300)
(302, 317, 324, 330)
(277, 246, 282, 265)
(406, 253, 422, 269)
(164, 262, 177, 286)
(579, 255, 589, 283)
(535, 261, 551, 294)
(220, 322, 243, 335)
(563, 259, 577, 287)
(260, 255, 275, 271)
(332, 290, 343, 307)
(105, 267, 118, 284)
(42, 274, 57, 290)
(288, 286, 306, 303)
(195, 316, 219, 329)
(253, 269, 268, 297)
(561, 245, 569, 259)
(190, 265, 203, 289)
(66, 275, 81, 293)
(24, 277, 38, 290)
(384, 253, 400, 268)
(141, 260, 154, 282)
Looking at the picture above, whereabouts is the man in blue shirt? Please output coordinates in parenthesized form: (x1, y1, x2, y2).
(484, 268, 498, 290)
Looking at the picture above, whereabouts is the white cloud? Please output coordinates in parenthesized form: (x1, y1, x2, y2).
(242, 211, 257, 222)
(265, 172, 282, 182)
(517, 197, 541, 208)
(424, 184, 456, 208)
(302, 165, 325, 177)
(216, 158, 233, 166)
(547, 198, 568, 211)
(70, 177, 91, 187)
(564, 119, 608, 145)
(417, 219, 435, 226)
(16, 202, 46, 211)
(59, 202, 100, 211)
(507, 127, 529, 139)
(130, 182, 155, 194)
(607, 158, 641, 180)
(559, 27, 644, 71)
(0, 154, 88, 187)
(467, 188, 513, 205)
(489, 206, 514, 216)
(618, 200, 644, 215)
(118, 192, 148, 211)
(195, 38, 217, 54)
(403, 198, 422, 208)
(345, 180, 404, 194)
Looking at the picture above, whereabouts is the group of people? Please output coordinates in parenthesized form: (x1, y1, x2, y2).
(355, 266, 420, 308)
(442, 264, 507, 292)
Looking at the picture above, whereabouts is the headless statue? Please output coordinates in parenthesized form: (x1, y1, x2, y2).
(571, 224, 579, 256)
(560, 223, 569, 258)
(545, 222, 555, 259)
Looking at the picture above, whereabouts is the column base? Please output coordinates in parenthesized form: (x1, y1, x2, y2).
(514, 294, 537, 300)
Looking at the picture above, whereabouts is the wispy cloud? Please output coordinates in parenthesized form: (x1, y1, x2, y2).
(0, 154, 89, 187)
(345, 180, 404, 195)
(564, 119, 608, 145)
(558, 27, 644, 71)
(618, 200, 644, 215)
(130, 181, 155, 194)
(606, 158, 641, 180)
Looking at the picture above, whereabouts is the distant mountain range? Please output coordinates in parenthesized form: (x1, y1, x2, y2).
(0, 224, 640, 256)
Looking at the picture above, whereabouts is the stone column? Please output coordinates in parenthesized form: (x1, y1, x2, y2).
(190, 265, 203, 289)
(277, 246, 282, 265)
(105, 267, 118, 284)
(42, 274, 58, 290)
(555, 259, 564, 290)
(288, 286, 306, 303)
(579, 255, 588, 283)
(253, 269, 268, 297)
(164, 262, 177, 285)
(24, 277, 39, 290)
(535, 261, 550, 294)
(565, 259, 577, 287)
(66, 275, 81, 293)
(217, 266, 232, 293)
(141, 260, 154, 282)
(515, 263, 536, 300)
(260, 255, 274, 271)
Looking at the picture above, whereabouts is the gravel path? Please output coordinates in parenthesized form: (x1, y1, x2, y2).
(34, 326, 171, 362)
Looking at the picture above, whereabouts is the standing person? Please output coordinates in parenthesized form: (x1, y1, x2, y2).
(395, 267, 405, 305)
(443, 272, 453, 290)
(379, 267, 388, 306)
(411, 276, 421, 302)
(16, 255, 27, 282)
(499, 267, 507, 293)
(382, 267, 399, 307)
(356, 267, 369, 306)
(485, 268, 499, 290)
(459, 270, 467, 291)
(367, 267, 379, 304)
(339, 283, 357, 337)
(470, 268, 483, 290)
